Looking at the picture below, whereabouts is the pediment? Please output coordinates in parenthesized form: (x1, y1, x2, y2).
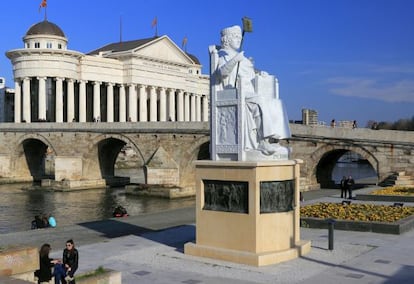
(133, 36, 194, 65)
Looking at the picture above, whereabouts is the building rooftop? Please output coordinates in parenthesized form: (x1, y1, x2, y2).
(26, 20, 66, 37)
(88, 37, 200, 65)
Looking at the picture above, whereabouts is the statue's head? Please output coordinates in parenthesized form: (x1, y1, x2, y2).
(221, 25, 242, 49)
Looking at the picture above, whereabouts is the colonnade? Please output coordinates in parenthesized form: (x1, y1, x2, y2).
(14, 77, 209, 123)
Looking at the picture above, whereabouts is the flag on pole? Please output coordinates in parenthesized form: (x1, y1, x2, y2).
(39, 0, 47, 12)
(151, 17, 158, 28)
(242, 16, 253, 33)
(182, 36, 188, 51)
(151, 17, 158, 37)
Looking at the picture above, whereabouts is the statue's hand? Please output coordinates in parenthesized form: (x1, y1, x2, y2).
(233, 51, 245, 62)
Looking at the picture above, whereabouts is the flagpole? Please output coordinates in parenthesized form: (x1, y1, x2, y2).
(233, 30, 245, 88)
(234, 17, 252, 88)
(120, 15, 123, 42)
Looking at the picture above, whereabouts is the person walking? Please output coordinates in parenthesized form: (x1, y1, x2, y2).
(340, 176, 347, 199)
(347, 176, 355, 199)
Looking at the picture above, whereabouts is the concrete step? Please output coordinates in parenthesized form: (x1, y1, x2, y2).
(394, 180, 414, 186)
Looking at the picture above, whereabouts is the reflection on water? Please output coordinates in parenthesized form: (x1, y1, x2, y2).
(0, 184, 195, 234)
(332, 162, 377, 184)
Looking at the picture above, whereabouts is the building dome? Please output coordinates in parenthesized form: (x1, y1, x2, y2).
(26, 20, 66, 38)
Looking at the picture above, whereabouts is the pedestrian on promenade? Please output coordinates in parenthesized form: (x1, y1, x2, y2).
(330, 119, 336, 128)
(340, 176, 347, 199)
(54, 239, 79, 284)
(352, 120, 357, 129)
(34, 243, 60, 284)
(347, 176, 355, 199)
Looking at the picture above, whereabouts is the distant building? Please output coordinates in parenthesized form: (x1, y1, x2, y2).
(0, 77, 5, 122)
(6, 20, 209, 123)
(0, 77, 14, 122)
(302, 108, 318, 125)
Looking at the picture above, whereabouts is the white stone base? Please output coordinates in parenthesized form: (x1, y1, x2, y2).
(185, 240, 311, 266)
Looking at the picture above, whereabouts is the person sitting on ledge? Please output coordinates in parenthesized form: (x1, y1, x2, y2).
(113, 205, 128, 217)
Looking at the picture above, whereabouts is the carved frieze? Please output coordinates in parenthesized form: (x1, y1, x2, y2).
(203, 180, 248, 213)
(260, 180, 294, 213)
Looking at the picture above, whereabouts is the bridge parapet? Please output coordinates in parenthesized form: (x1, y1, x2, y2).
(290, 124, 414, 146)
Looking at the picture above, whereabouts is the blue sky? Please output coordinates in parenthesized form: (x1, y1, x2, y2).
(1, 0, 413, 127)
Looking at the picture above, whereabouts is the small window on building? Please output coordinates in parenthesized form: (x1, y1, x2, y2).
(35, 42, 40, 48)
(26, 43, 30, 48)
(47, 42, 52, 48)
(58, 43, 62, 49)
(189, 69, 193, 74)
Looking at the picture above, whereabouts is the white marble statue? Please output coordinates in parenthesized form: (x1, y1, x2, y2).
(211, 25, 291, 160)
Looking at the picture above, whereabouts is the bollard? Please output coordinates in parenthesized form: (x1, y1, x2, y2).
(327, 218, 335, 250)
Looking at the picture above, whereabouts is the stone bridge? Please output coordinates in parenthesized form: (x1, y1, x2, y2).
(0, 122, 210, 194)
(288, 124, 414, 190)
(0, 122, 413, 193)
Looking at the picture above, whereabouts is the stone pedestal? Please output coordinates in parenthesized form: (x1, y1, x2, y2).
(184, 159, 311, 266)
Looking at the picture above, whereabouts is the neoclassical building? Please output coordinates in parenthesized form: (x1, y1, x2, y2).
(6, 20, 209, 123)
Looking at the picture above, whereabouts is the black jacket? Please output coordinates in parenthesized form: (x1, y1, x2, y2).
(34, 255, 54, 282)
(63, 248, 79, 276)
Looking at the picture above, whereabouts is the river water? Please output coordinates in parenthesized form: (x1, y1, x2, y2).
(332, 162, 377, 184)
(0, 162, 376, 234)
(0, 184, 195, 234)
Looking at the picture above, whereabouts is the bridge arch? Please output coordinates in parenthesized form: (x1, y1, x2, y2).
(89, 134, 145, 181)
(310, 144, 379, 188)
(13, 134, 57, 181)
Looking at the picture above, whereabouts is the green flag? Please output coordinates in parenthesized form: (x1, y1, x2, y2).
(242, 17, 253, 33)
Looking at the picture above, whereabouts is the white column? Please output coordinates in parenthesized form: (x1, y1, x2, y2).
(190, 94, 196, 121)
(14, 80, 21, 123)
(128, 84, 137, 122)
(56, 77, 64, 122)
(159, 87, 166, 121)
(149, 86, 157, 121)
(106, 83, 114, 122)
(138, 85, 147, 122)
(79, 80, 87, 122)
(93, 81, 101, 121)
(38, 77, 47, 121)
(119, 84, 126, 122)
(184, 92, 190, 122)
(196, 95, 201, 121)
(67, 79, 75, 122)
(167, 89, 175, 121)
(202, 95, 209, 122)
(177, 89, 184, 122)
(22, 77, 31, 123)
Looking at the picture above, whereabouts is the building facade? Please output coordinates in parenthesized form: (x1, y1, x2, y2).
(0, 77, 14, 122)
(6, 20, 209, 123)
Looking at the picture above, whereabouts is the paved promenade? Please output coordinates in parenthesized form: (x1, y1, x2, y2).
(1, 188, 413, 283)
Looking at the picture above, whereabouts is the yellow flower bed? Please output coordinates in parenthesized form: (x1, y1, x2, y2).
(300, 202, 414, 223)
(371, 186, 414, 196)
